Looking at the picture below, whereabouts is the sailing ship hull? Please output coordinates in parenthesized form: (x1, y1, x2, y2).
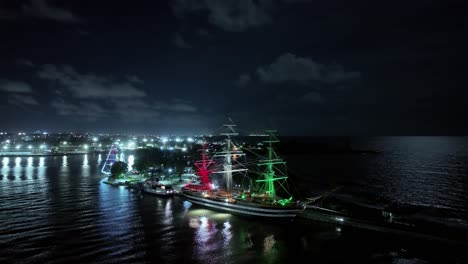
(183, 191, 303, 218)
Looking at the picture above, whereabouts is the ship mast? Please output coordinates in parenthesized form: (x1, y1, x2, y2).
(194, 143, 215, 189)
(256, 130, 288, 199)
(213, 119, 247, 193)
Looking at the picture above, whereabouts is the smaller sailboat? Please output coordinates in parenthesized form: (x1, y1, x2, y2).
(182, 122, 304, 218)
(101, 143, 123, 175)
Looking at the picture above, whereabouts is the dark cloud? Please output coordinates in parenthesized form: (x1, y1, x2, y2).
(15, 59, 35, 68)
(167, 103, 197, 112)
(236, 73, 251, 87)
(125, 75, 144, 84)
(173, 32, 192, 48)
(0, 79, 33, 93)
(8, 94, 39, 106)
(281, 0, 312, 3)
(197, 28, 212, 38)
(33, 61, 199, 124)
(155, 100, 198, 112)
(22, 0, 80, 23)
(110, 99, 160, 122)
(301, 91, 324, 104)
(42, 67, 197, 123)
(37, 64, 146, 98)
(257, 53, 360, 84)
(51, 99, 108, 121)
(172, 0, 273, 32)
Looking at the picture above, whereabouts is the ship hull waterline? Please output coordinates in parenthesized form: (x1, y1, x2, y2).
(183, 192, 303, 218)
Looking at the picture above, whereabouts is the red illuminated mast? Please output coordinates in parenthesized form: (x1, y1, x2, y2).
(194, 143, 215, 190)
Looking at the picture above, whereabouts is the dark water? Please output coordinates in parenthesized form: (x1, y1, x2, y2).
(287, 137, 468, 220)
(1, 137, 468, 263)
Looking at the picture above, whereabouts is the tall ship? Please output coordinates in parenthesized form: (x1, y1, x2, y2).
(182, 121, 304, 218)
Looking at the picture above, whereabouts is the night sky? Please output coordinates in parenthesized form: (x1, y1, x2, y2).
(1, 0, 466, 135)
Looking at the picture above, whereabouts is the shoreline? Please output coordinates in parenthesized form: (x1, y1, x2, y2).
(0, 151, 107, 158)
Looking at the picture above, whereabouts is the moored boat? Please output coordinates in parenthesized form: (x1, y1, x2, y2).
(139, 179, 174, 196)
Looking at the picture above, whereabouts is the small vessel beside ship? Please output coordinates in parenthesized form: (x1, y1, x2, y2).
(138, 179, 174, 196)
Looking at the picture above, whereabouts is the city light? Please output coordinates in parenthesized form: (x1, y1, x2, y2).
(63, 141, 67, 145)
(28, 145, 32, 149)
(16, 145, 21, 149)
(2, 146, 7, 150)
(93, 137, 98, 142)
(143, 138, 147, 142)
(83, 144, 89, 150)
(187, 137, 194, 142)
(40, 145, 46, 149)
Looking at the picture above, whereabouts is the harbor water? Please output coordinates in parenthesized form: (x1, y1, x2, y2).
(1, 137, 467, 263)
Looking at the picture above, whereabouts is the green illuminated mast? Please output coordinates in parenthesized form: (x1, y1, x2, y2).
(256, 130, 289, 199)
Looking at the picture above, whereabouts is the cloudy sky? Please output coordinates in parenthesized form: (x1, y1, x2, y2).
(0, 0, 466, 135)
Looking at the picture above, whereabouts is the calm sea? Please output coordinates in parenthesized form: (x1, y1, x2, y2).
(1, 137, 467, 263)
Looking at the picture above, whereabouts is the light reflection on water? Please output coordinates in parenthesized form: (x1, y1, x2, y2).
(62, 155, 68, 167)
(127, 155, 134, 171)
